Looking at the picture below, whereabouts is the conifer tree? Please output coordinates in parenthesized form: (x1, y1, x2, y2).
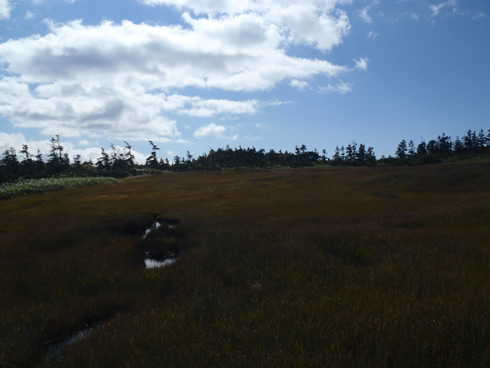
(146, 141, 160, 168)
(396, 139, 407, 159)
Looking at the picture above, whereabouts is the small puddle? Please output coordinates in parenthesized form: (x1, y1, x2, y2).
(141, 218, 182, 269)
(144, 251, 180, 269)
(141, 218, 180, 239)
(142, 221, 162, 239)
(145, 257, 178, 269)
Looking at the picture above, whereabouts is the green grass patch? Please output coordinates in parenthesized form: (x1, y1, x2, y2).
(0, 177, 120, 200)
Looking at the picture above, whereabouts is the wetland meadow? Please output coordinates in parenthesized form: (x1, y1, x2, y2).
(0, 161, 489, 367)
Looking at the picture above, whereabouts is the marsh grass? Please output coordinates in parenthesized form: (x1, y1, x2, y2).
(0, 162, 489, 367)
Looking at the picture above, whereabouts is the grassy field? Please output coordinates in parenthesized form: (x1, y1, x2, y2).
(0, 161, 489, 367)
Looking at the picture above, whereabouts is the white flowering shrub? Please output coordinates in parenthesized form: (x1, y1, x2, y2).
(0, 177, 120, 199)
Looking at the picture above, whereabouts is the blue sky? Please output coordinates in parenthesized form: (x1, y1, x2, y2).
(0, 0, 489, 163)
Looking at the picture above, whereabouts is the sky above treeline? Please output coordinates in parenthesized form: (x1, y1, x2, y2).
(0, 0, 489, 163)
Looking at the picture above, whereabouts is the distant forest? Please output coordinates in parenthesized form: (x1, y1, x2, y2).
(1, 129, 489, 184)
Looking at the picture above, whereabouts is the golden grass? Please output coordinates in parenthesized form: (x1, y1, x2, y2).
(0, 162, 489, 367)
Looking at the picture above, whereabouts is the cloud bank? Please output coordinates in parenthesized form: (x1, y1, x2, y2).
(0, 0, 354, 144)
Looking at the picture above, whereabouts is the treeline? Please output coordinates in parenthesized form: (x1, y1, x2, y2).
(1, 129, 489, 183)
(0, 136, 140, 184)
(383, 129, 490, 165)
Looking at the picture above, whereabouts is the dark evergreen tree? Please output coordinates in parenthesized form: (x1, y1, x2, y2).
(146, 141, 160, 168)
(19, 144, 35, 177)
(46, 135, 68, 174)
(463, 130, 477, 151)
(396, 139, 407, 159)
(35, 149, 45, 173)
(96, 148, 110, 170)
(346, 144, 354, 162)
(357, 143, 366, 162)
(408, 140, 416, 156)
(1, 147, 20, 174)
(477, 129, 486, 149)
(321, 149, 327, 163)
(426, 140, 438, 155)
(367, 147, 376, 163)
(123, 140, 135, 167)
(437, 133, 452, 153)
(417, 141, 427, 155)
(72, 154, 82, 172)
(454, 137, 464, 153)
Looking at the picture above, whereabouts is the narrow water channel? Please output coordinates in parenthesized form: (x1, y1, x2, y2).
(44, 324, 95, 363)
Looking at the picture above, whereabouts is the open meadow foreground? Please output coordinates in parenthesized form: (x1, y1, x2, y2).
(0, 161, 489, 367)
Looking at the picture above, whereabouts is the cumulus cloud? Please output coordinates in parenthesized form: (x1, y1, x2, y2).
(0, 132, 29, 153)
(354, 57, 368, 71)
(0, 76, 181, 141)
(0, 13, 349, 140)
(0, 0, 12, 19)
(0, 17, 346, 88)
(193, 122, 237, 140)
(140, 0, 352, 52)
(0, 0, 358, 146)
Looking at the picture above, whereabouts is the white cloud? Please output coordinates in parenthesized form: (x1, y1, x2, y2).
(410, 12, 419, 21)
(359, 7, 372, 24)
(177, 98, 259, 117)
(25, 11, 36, 20)
(320, 81, 353, 94)
(0, 76, 182, 141)
(139, 0, 255, 14)
(140, 0, 352, 52)
(430, 0, 457, 18)
(354, 57, 368, 71)
(0, 0, 12, 19)
(0, 14, 349, 141)
(193, 122, 237, 140)
(290, 79, 309, 90)
(367, 30, 378, 39)
(0, 17, 346, 88)
(0, 132, 29, 153)
(0, 1, 357, 145)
